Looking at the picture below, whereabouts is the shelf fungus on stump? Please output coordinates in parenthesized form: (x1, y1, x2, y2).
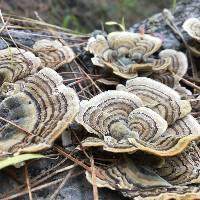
(76, 77, 200, 156)
(0, 67, 79, 157)
(183, 18, 200, 57)
(86, 31, 187, 85)
(85, 156, 200, 200)
(0, 48, 41, 86)
(33, 39, 75, 69)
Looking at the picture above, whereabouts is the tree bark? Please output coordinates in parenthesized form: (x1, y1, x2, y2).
(129, 0, 200, 50)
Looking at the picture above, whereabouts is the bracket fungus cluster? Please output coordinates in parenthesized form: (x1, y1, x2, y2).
(0, 44, 79, 158)
(183, 18, 200, 56)
(76, 77, 199, 155)
(33, 39, 76, 69)
(86, 32, 188, 88)
(85, 156, 200, 199)
(76, 77, 200, 199)
(0, 39, 76, 88)
(0, 23, 200, 199)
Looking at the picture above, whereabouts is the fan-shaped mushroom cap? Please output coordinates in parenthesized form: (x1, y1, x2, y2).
(0, 67, 79, 156)
(33, 39, 75, 69)
(117, 77, 191, 125)
(76, 90, 143, 138)
(86, 157, 200, 200)
(183, 18, 200, 41)
(86, 32, 171, 79)
(151, 49, 188, 87)
(107, 32, 162, 57)
(76, 80, 200, 156)
(86, 157, 171, 190)
(86, 35, 111, 61)
(0, 48, 41, 86)
(155, 143, 200, 185)
(159, 49, 188, 78)
(103, 56, 172, 79)
(127, 108, 197, 154)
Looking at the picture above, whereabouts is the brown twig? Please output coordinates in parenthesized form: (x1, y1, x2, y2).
(0, 158, 74, 199)
(71, 129, 91, 160)
(0, 16, 10, 33)
(30, 163, 77, 188)
(53, 145, 91, 172)
(2, 171, 84, 200)
(75, 60, 102, 93)
(54, 145, 105, 180)
(68, 61, 88, 97)
(90, 156, 99, 200)
(0, 116, 34, 136)
(3, 14, 88, 37)
(24, 164, 33, 200)
(179, 77, 200, 93)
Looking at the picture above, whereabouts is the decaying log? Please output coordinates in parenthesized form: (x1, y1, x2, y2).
(129, 0, 200, 50)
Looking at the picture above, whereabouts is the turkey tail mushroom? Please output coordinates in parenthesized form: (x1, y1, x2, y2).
(0, 67, 79, 156)
(76, 78, 200, 156)
(183, 18, 200, 42)
(0, 48, 41, 86)
(86, 156, 200, 200)
(33, 39, 75, 69)
(117, 77, 191, 125)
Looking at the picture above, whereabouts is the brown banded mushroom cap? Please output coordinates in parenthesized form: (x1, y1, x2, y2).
(0, 47, 41, 86)
(85, 157, 200, 200)
(151, 49, 188, 87)
(183, 18, 200, 41)
(78, 137, 139, 153)
(33, 39, 75, 69)
(154, 142, 200, 185)
(107, 32, 162, 57)
(86, 35, 111, 62)
(86, 32, 171, 79)
(159, 49, 188, 78)
(86, 157, 171, 190)
(76, 90, 143, 137)
(76, 78, 200, 156)
(0, 67, 79, 157)
(116, 77, 191, 125)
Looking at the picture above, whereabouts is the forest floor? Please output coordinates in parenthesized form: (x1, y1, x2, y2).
(0, 0, 174, 33)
